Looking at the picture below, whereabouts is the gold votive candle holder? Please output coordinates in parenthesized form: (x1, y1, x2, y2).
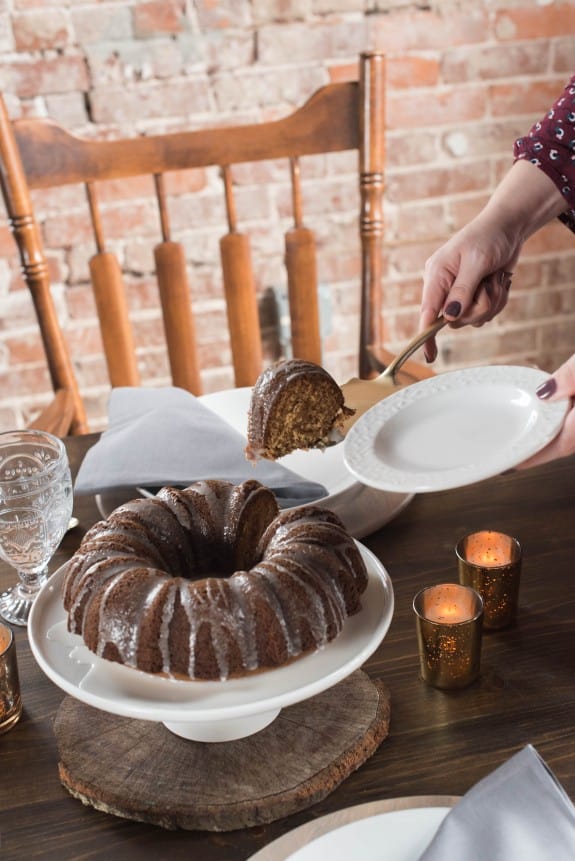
(413, 583, 483, 690)
(0, 621, 22, 734)
(456, 530, 522, 630)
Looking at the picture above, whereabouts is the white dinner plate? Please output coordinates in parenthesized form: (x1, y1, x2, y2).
(96, 387, 413, 538)
(343, 365, 569, 494)
(247, 800, 455, 861)
(28, 542, 393, 741)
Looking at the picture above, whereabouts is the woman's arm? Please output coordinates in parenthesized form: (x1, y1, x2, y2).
(419, 74, 575, 361)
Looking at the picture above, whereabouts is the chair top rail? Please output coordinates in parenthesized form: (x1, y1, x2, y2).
(15, 83, 360, 189)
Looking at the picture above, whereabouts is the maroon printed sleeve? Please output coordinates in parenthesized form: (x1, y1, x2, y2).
(513, 75, 575, 233)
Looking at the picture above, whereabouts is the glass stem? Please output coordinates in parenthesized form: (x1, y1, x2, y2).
(16, 567, 49, 598)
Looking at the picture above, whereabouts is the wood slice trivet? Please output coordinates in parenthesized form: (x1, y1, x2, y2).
(53, 670, 391, 831)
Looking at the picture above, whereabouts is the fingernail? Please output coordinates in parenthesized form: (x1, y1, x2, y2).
(444, 300, 462, 318)
(536, 378, 557, 400)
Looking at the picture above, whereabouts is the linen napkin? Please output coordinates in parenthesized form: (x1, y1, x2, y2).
(74, 386, 328, 508)
(419, 745, 575, 860)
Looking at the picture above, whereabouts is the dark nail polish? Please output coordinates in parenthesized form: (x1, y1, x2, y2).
(445, 301, 462, 318)
(536, 378, 557, 400)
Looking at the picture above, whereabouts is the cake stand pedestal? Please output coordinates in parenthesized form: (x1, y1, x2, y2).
(53, 670, 390, 832)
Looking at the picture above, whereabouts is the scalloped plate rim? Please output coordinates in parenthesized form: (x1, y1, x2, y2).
(343, 365, 569, 493)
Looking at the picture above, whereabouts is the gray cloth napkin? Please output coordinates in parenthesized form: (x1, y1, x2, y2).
(74, 386, 328, 508)
(419, 745, 575, 860)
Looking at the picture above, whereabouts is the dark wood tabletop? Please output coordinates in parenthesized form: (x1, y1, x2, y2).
(1, 432, 575, 860)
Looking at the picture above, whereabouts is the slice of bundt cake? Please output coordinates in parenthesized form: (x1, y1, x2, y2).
(245, 359, 355, 461)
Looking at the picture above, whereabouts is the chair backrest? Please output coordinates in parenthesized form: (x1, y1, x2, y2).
(0, 51, 393, 436)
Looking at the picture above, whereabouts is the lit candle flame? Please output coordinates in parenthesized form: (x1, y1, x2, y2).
(465, 532, 513, 567)
(426, 600, 471, 624)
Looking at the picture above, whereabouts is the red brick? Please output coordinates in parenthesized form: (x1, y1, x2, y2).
(384, 277, 427, 308)
(6, 334, 46, 365)
(396, 201, 447, 242)
(4, 55, 89, 98)
(522, 220, 575, 256)
(0, 223, 18, 256)
(438, 325, 537, 367)
(331, 55, 443, 91)
(387, 158, 490, 205)
(258, 20, 367, 65)
(65, 325, 107, 363)
(490, 78, 569, 119)
(386, 130, 444, 169)
(195, 0, 252, 29)
(388, 86, 487, 130)
(70, 6, 132, 44)
(89, 78, 211, 123)
(168, 192, 227, 233)
(448, 194, 491, 233)
(133, 0, 185, 37)
(12, 9, 70, 51)
(370, 9, 488, 52)
(0, 365, 52, 396)
(442, 118, 526, 160)
(43, 211, 94, 248)
(546, 255, 575, 285)
(388, 55, 440, 89)
(212, 64, 325, 112)
(328, 61, 358, 84)
(554, 38, 575, 75)
(44, 92, 89, 126)
(252, 0, 311, 25)
(31, 185, 86, 214)
(495, 4, 575, 41)
(443, 42, 549, 83)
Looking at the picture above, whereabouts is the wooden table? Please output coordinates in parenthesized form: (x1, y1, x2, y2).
(1, 433, 575, 860)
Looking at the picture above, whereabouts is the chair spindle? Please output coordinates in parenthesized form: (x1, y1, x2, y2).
(85, 182, 140, 387)
(153, 173, 201, 394)
(219, 165, 263, 388)
(284, 156, 322, 365)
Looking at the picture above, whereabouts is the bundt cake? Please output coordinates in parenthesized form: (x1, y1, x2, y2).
(245, 358, 355, 461)
(63, 479, 368, 681)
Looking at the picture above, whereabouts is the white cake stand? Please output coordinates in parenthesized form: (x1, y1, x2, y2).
(28, 543, 393, 743)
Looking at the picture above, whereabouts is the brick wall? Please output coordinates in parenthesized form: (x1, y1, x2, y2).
(1, 0, 574, 432)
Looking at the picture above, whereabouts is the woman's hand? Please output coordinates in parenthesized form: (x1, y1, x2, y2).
(419, 214, 520, 362)
(518, 356, 575, 468)
(419, 161, 568, 362)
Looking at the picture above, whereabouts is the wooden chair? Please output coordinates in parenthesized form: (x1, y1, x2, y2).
(0, 51, 432, 437)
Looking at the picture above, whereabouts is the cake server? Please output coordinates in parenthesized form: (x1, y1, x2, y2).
(330, 315, 447, 440)
(331, 269, 511, 441)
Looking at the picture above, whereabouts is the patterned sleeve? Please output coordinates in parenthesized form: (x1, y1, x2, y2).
(513, 74, 575, 233)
